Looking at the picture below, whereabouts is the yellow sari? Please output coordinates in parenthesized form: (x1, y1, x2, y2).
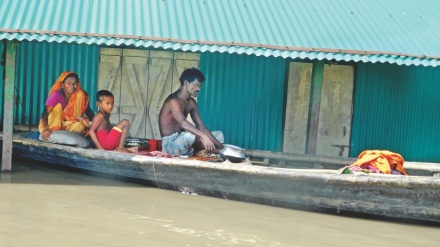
(39, 71, 91, 133)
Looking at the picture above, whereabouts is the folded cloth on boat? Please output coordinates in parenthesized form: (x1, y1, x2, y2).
(350, 150, 407, 175)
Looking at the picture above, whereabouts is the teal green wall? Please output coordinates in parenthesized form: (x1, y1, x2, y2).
(14, 41, 100, 126)
(10, 42, 287, 152)
(0, 41, 4, 124)
(351, 63, 440, 162)
(199, 52, 287, 151)
(10, 41, 440, 161)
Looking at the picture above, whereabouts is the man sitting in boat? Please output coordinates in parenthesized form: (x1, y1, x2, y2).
(39, 71, 94, 141)
(158, 68, 224, 156)
(87, 90, 132, 153)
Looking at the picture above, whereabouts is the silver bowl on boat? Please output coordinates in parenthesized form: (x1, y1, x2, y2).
(219, 144, 246, 163)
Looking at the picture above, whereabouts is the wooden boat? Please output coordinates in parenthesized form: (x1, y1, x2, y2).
(2, 132, 440, 225)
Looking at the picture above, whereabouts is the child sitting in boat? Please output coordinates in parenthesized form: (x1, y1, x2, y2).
(87, 90, 132, 153)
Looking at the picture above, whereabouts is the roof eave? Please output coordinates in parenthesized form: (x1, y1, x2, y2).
(1, 29, 439, 67)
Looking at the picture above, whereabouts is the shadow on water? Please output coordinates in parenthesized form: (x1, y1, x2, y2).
(0, 157, 156, 188)
(2, 157, 439, 228)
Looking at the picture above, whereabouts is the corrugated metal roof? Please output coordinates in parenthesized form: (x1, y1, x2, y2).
(1, 0, 440, 66)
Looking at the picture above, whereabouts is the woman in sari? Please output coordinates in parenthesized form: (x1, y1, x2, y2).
(39, 71, 94, 141)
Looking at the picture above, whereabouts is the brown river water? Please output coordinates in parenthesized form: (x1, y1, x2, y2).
(0, 159, 439, 247)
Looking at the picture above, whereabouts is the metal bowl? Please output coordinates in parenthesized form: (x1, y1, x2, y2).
(219, 144, 246, 163)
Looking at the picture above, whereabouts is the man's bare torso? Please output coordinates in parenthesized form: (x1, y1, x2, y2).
(159, 92, 196, 137)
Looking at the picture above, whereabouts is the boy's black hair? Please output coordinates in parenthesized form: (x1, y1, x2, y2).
(179, 68, 205, 86)
(96, 90, 114, 102)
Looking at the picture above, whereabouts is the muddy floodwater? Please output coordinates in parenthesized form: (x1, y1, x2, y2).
(0, 160, 439, 247)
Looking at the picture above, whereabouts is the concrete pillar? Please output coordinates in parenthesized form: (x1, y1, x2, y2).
(2, 41, 16, 172)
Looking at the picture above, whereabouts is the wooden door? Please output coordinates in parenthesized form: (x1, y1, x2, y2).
(99, 48, 149, 138)
(98, 48, 122, 125)
(283, 62, 313, 154)
(316, 64, 354, 157)
(120, 49, 149, 138)
(147, 51, 201, 139)
(99, 48, 201, 139)
(283, 62, 354, 158)
(147, 51, 173, 139)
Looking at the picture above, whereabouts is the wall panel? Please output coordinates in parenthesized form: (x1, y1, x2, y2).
(351, 63, 440, 162)
(13, 41, 100, 126)
(199, 52, 286, 151)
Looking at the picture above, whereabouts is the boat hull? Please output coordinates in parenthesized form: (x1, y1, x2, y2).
(4, 133, 440, 224)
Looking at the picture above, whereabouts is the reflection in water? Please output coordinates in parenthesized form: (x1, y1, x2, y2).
(1, 160, 439, 247)
(130, 215, 288, 246)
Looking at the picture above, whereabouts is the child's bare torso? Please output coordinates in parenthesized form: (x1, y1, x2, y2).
(96, 112, 112, 132)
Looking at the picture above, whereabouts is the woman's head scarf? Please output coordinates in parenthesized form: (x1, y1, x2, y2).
(48, 71, 89, 120)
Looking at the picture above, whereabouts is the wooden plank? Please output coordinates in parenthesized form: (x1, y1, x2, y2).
(174, 52, 200, 60)
(2, 41, 16, 172)
(123, 49, 149, 57)
(150, 50, 173, 59)
(121, 106, 144, 115)
(148, 52, 173, 139)
(117, 49, 149, 138)
(98, 50, 121, 123)
(283, 62, 312, 154)
(124, 63, 146, 136)
(99, 57, 120, 93)
(316, 64, 354, 157)
(100, 47, 122, 56)
(245, 149, 354, 166)
(124, 56, 148, 64)
(307, 60, 324, 155)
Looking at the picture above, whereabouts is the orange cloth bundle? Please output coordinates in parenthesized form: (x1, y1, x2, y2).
(351, 150, 407, 175)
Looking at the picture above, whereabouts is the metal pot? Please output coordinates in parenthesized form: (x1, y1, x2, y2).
(219, 144, 246, 163)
